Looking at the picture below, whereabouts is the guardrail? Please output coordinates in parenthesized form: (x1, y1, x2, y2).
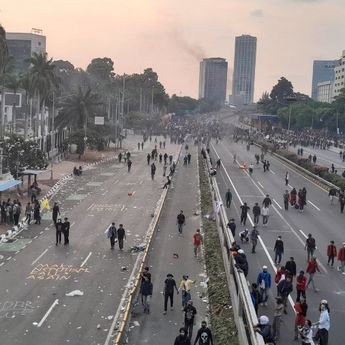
(112, 145, 182, 345)
(203, 153, 265, 345)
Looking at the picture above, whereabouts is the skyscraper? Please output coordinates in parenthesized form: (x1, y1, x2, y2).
(6, 30, 46, 73)
(232, 35, 257, 106)
(311, 60, 337, 100)
(199, 58, 228, 106)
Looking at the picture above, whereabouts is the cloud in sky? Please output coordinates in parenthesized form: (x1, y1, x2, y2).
(1, 0, 345, 100)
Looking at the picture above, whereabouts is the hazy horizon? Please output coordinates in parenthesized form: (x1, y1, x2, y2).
(1, 0, 345, 100)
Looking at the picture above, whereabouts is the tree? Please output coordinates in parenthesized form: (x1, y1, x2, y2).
(5, 73, 21, 132)
(87, 57, 115, 81)
(270, 77, 294, 105)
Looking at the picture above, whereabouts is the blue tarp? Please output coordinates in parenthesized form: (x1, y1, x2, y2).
(0, 179, 22, 192)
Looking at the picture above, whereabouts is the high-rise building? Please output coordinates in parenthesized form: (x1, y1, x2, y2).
(333, 50, 345, 99)
(199, 57, 228, 106)
(311, 60, 337, 100)
(6, 30, 46, 73)
(232, 35, 257, 106)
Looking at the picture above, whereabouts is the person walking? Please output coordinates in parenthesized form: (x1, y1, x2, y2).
(174, 328, 191, 345)
(147, 153, 151, 165)
(183, 300, 197, 340)
(272, 297, 284, 340)
(305, 234, 316, 262)
(193, 229, 203, 258)
(240, 202, 250, 226)
(261, 205, 269, 226)
(327, 240, 337, 268)
(250, 226, 259, 254)
(163, 273, 179, 315)
(273, 235, 284, 265)
(328, 188, 337, 205)
(339, 192, 345, 213)
(177, 210, 186, 234)
(117, 224, 126, 250)
(55, 218, 63, 245)
(252, 203, 261, 225)
(13, 201, 21, 226)
(141, 276, 153, 314)
(277, 275, 293, 314)
(313, 300, 330, 345)
(296, 270, 307, 301)
(306, 257, 320, 292)
(225, 188, 232, 208)
(285, 257, 297, 280)
(294, 299, 306, 341)
(283, 190, 289, 210)
(193, 321, 214, 345)
(250, 283, 260, 315)
(127, 159, 132, 173)
(298, 319, 314, 344)
(24, 202, 32, 224)
(52, 202, 60, 224)
(33, 200, 41, 224)
(285, 171, 289, 186)
(163, 163, 168, 177)
(107, 222, 117, 249)
(62, 217, 70, 245)
(257, 266, 271, 306)
(179, 275, 195, 308)
(235, 249, 249, 276)
(337, 242, 345, 274)
(227, 218, 236, 237)
(262, 194, 272, 208)
(151, 162, 156, 180)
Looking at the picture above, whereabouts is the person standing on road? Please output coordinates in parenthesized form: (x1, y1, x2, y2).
(277, 275, 293, 314)
(250, 283, 260, 315)
(179, 275, 195, 308)
(193, 321, 214, 345)
(240, 202, 250, 226)
(313, 300, 330, 345)
(55, 218, 63, 245)
(257, 266, 271, 306)
(326, 241, 337, 268)
(262, 194, 272, 208)
(250, 226, 259, 253)
(227, 218, 236, 237)
(183, 300, 197, 340)
(296, 270, 307, 301)
(52, 202, 60, 224)
(163, 273, 179, 315)
(305, 234, 316, 262)
(298, 319, 314, 344)
(274, 236, 284, 265)
(252, 203, 261, 225)
(62, 217, 70, 245)
(193, 229, 202, 258)
(294, 299, 306, 341)
(117, 224, 126, 250)
(272, 297, 284, 340)
(337, 242, 345, 274)
(339, 192, 345, 213)
(174, 328, 191, 345)
(328, 188, 337, 205)
(25, 202, 32, 224)
(285, 172, 289, 186)
(151, 162, 156, 180)
(306, 257, 320, 292)
(225, 188, 232, 208)
(261, 205, 269, 226)
(177, 210, 186, 234)
(127, 159, 132, 173)
(33, 199, 41, 224)
(107, 222, 117, 249)
(141, 276, 153, 314)
(285, 257, 297, 280)
(283, 190, 289, 210)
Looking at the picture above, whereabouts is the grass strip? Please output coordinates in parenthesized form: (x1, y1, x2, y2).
(199, 153, 240, 345)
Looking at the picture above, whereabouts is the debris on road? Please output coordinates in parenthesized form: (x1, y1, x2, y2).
(65, 290, 84, 297)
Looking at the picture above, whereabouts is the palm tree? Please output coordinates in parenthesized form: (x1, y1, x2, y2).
(27, 52, 58, 142)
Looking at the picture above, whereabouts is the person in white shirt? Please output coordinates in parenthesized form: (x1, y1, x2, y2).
(262, 206, 269, 225)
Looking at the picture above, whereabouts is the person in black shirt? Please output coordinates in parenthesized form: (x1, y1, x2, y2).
(274, 236, 284, 265)
(62, 217, 70, 245)
(252, 203, 261, 225)
(177, 210, 186, 234)
(52, 202, 60, 224)
(285, 257, 297, 279)
(55, 219, 63, 245)
(183, 300, 197, 339)
(174, 328, 191, 345)
(240, 203, 250, 226)
(163, 273, 179, 315)
(117, 224, 126, 250)
(193, 321, 213, 345)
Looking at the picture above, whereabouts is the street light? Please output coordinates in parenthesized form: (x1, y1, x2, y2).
(286, 95, 297, 131)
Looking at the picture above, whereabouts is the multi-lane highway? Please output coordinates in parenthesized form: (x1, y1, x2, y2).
(211, 138, 344, 345)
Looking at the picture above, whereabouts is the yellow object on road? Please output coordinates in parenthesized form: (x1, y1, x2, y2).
(41, 198, 50, 210)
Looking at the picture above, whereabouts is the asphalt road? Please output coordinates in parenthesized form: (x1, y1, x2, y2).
(127, 144, 208, 345)
(0, 135, 180, 345)
(210, 138, 345, 345)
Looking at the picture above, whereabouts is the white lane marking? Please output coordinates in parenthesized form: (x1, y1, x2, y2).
(288, 184, 293, 189)
(273, 199, 282, 210)
(80, 252, 92, 268)
(70, 222, 75, 227)
(33, 236, 38, 239)
(37, 299, 59, 327)
(0, 262, 4, 267)
(7, 257, 12, 261)
(270, 169, 276, 175)
(132, 191, 136, 196)
(299, 229, 308, 239)
(121, 205, 125, 212)
(32, 249, 49, 266)
(87, 203, 94, 211)
(308, 200, 321, 211)
(257, 181, 264, 188)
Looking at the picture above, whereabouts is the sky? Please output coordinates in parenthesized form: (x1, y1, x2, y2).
(1, 0, 345, 100)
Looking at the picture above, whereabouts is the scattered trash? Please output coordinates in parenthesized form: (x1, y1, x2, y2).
(32, 322, 38, 326)
(121, 266, 128, 271)
(107, 315, 113, 320)
(65, 290, 84, 297)
(173, 253, 179, 259)
(97, 324, 101, 329)
(133, 321, 140, 327)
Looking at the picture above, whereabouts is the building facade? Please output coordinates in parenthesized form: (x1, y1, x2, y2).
(232, 35, 257, 106)
(311, 60, 337, 100)
(199, 57, 228, 106)
(333, 50, 345, 99)
(316, 81, 333, 103)
(6, 31, 46, 73)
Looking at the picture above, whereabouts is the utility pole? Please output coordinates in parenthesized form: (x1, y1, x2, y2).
(50, 91, 55, 180)
(0, 147, 3, 181)
(120, 76, 125, 148)
(151, 87, 154, 114)
(139, 87, 143, 113)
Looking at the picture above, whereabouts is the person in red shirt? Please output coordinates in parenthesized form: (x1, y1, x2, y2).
(294, 299, 306, 340)
(337, 242, 345, 274)
(296, 270, 307, 301)
(306, 257, 320, 292)
(327, 240, 337, 268)
(193, 229, 203, 258)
